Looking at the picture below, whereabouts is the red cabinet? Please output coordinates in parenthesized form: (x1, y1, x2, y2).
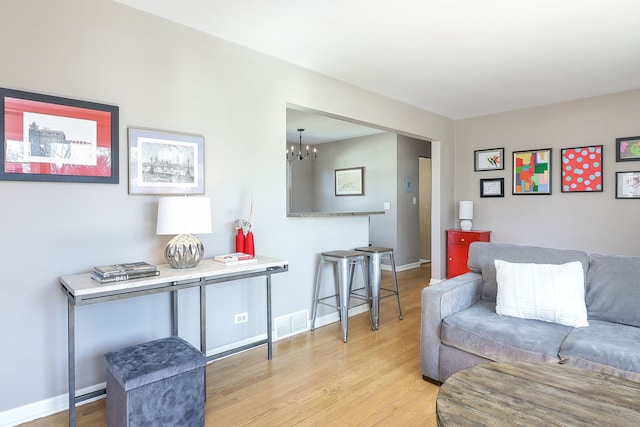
(446, 229, 491, 278)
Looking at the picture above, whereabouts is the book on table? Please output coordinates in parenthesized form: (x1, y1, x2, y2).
(212, 252, 257, 266)
(91, 270, 160, 283)
(92, 261, 159, 283)
(93, 261, 157, 277)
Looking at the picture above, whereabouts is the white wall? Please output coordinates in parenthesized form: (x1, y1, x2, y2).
(455, 90, 640, 255)
(0, 0, 454, 420)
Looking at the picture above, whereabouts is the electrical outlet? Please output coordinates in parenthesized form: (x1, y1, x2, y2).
(234, 312, 248, 324)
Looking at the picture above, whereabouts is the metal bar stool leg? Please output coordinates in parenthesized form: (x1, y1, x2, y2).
(388, 251, 403, 320)
(310, 255, 325, 330)
(359, 256, 374, 329)
(368, 252, 382, 330)
(336, 257, 351, 343)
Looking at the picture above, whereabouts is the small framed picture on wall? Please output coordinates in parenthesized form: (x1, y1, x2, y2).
(480, 178, 504, 197)
(616, 171, 640, 199)
(616, 136, 640, 162)
(474, 147, 504, 171)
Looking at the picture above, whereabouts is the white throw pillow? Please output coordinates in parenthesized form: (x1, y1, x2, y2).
(494, 259, 589, 327)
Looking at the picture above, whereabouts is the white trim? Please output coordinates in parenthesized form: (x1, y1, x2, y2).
(309, 303, 370, 329)
(380, 261, 422, 272)
(0, 382, 106, 427)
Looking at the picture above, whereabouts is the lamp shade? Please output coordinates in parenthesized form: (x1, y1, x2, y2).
(156, 196, 212, 235)
(459, 201, 474, 220)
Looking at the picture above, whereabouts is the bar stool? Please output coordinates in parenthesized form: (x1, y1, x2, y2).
(354, 246, 403, 330)
(310, 250, 372, 342)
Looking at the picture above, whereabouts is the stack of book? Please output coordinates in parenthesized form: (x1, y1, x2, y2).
(213, 252, 257, 266)
(91, 261, 159, 283)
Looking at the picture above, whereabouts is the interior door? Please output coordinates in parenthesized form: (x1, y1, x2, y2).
(419, 157, 432, 261)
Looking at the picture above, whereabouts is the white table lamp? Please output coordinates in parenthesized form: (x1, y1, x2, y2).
(459, 201, 473, 231)
(157, 196, 212, 268)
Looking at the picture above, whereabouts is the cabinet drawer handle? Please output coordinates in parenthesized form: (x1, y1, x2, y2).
(460, 238, 465, 242)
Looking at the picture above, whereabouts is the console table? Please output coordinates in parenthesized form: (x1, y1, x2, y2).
(60, 256, 288, 427)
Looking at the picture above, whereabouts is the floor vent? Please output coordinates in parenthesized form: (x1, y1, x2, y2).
(274, 310, 308, 340)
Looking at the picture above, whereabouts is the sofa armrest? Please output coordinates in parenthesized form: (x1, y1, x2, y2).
(420, 272, 482, 383)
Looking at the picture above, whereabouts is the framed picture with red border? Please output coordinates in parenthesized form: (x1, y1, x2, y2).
(561, 145, 603, 193)
(0, 87, 118, 183)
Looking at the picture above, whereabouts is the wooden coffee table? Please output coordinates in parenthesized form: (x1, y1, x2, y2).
(436, 361, 640, 426)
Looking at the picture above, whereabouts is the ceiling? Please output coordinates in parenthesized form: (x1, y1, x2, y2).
(115, 0, 640, 123)
(285, 109, 385, 145)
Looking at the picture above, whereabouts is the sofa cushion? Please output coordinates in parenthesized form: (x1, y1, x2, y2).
(467, 242, 589, 302)
(441, 300, 571, 363)
(495, 260, 588, 327)
(559, 319, 640, 382)
(586, 254, 640, 327)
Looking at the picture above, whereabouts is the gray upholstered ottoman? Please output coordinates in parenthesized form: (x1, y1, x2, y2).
(104, 336, 205, 427)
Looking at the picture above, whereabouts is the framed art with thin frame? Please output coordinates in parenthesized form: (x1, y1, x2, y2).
(128, 127, 204, 195)
(513, 148, 552, 195)
(0, 87, 118, 183)
(335, 167, 364, 196)
(616, 136, 640, 162)
(616, 171, 640, 199)
(561, 145, 603, 193)
(480, 178, 504, 197)
(474, 147, 504, 171)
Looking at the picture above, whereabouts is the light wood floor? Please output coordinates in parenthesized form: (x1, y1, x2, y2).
(22, 264, 439, 426)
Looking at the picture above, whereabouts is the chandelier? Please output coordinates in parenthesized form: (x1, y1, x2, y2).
(286, 128, 317, 162)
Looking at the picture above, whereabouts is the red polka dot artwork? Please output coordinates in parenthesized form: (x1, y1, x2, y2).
(561, 145, 603, 193)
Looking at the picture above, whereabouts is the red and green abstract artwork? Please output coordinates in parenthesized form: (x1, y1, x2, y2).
(513, 149, 551, 194)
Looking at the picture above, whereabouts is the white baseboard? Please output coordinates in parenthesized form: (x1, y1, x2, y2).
(381, 261, 422, 272)
(309, 303, 370, 329)
(0, 309, 359, 426)
(0, 382, 106, 427)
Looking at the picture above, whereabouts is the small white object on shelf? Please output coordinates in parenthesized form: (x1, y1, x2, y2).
(213, 252, 257, 265)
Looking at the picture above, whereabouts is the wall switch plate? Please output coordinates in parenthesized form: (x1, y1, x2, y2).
(384, 202, 391, 210)
(234, 312, 248, 324)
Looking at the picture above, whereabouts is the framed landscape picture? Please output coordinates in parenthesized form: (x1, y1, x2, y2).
(474, 147, 504, 171)
(335, 167, 364, 196)
(0, 87, 118, 183)
(128, 127, 204, 195)
(513, 148, 552, 195)
(561, 145, 603, 193)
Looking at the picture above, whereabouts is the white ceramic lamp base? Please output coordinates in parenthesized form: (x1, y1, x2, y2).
(460, 219, 472, 231)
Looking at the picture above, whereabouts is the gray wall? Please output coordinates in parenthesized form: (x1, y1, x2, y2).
(455, 90, 640, 255)
(395, 136, 431, 265)
(289, 132, 431, 267)
(0, 0, 454, 419)
(312, 132, 396, 213)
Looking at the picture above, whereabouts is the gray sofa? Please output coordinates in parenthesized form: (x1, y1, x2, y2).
(421, 242, 640, 384)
